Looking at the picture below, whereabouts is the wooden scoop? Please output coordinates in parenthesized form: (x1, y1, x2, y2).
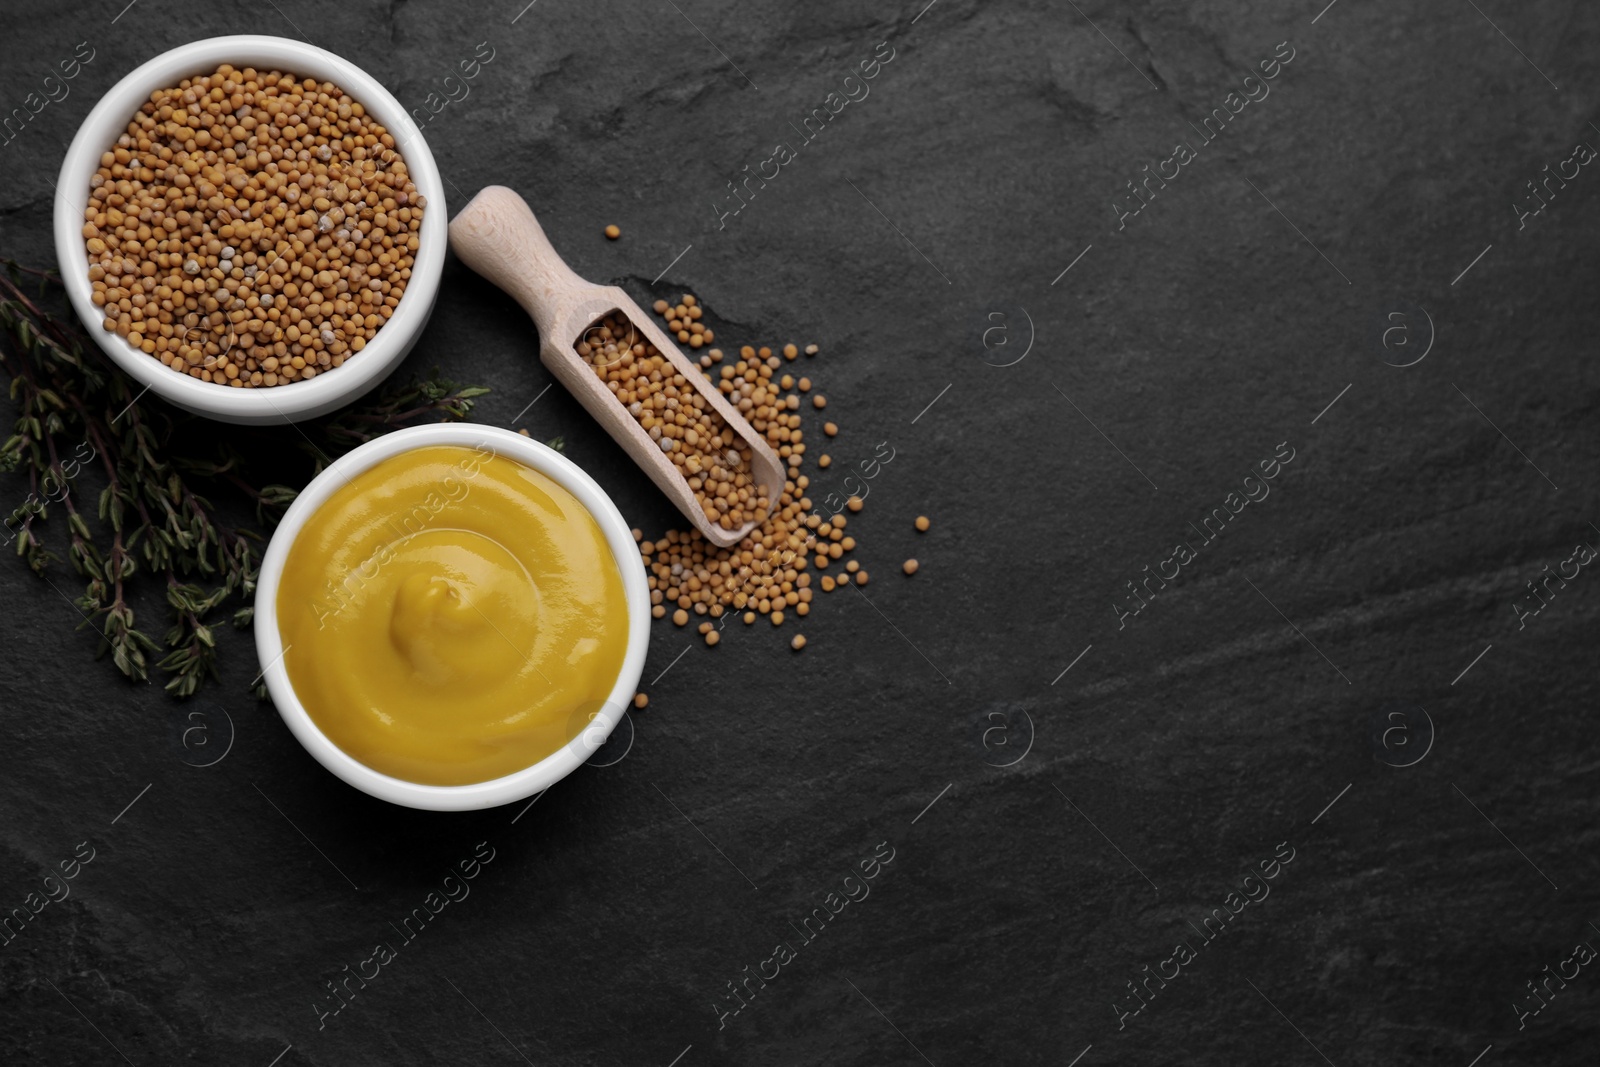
(448, 186, 784, 549)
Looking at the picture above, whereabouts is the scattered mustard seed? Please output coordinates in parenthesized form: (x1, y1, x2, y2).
(903, 559, 919, 575)
(705, 631, 720, 646)
(915, 515, 930, 532)
(846, 496, 863, 513)
(605, 224, 621, 239)
(855, 570, 869, 585)
(818, 454, 831, 469)
(791, 634, 806, 650)
(631, 292, 871, 653)
(633, 693, 649, 709)
(672, 608, 688, 626)
(824, 422, 838, 437)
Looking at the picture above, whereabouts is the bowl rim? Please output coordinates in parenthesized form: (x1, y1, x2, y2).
(253, 423, 651, 811)
(52, 34, 446, 424)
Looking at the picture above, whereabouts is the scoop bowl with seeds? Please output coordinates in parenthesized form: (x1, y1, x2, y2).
(54, 36, 447, 424)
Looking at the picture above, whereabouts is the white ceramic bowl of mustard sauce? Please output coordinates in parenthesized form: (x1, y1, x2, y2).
(254, 424, 651, 811)
(53, 35, 446, 424)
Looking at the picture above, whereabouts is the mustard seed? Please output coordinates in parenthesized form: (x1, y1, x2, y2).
(673, 608, 688, 626)
(633, 693, 649, 709)
(855, 571, 869, 585)
(585, 307, 765, 532)
(915, 515, 931, 532)
(791, 634, 806, 650)
(783, 343, 798, 360)
(83, 64, 422, 388)
(818, 455, 831, 469)
(632, 294, 874, 652)
(812, 395, 826, 409)
(705, 630, 720, 646)
(824, 422, 838, 437)
(846, 496, 863, 513)
(804, 344, 818, 355)
(903, 559, 919, 575)
(605, 224, 621, 239)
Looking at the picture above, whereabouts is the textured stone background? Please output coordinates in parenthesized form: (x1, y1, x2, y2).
(2, 0, 1598, 1064)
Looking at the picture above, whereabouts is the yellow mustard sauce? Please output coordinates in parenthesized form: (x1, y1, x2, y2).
(275, 444, 629, 786)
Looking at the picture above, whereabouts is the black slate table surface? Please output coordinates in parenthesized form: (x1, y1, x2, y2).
(2, 2, 1597, 1064)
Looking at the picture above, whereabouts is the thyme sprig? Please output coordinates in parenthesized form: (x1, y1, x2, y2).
(0, 262, 489, 697)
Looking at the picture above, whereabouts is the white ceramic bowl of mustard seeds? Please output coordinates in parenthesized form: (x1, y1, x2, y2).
(53, 35, 446, 425)
(254, 424, 653, 812)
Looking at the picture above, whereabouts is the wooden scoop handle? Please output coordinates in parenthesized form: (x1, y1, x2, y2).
(447, 185, 587, 342)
